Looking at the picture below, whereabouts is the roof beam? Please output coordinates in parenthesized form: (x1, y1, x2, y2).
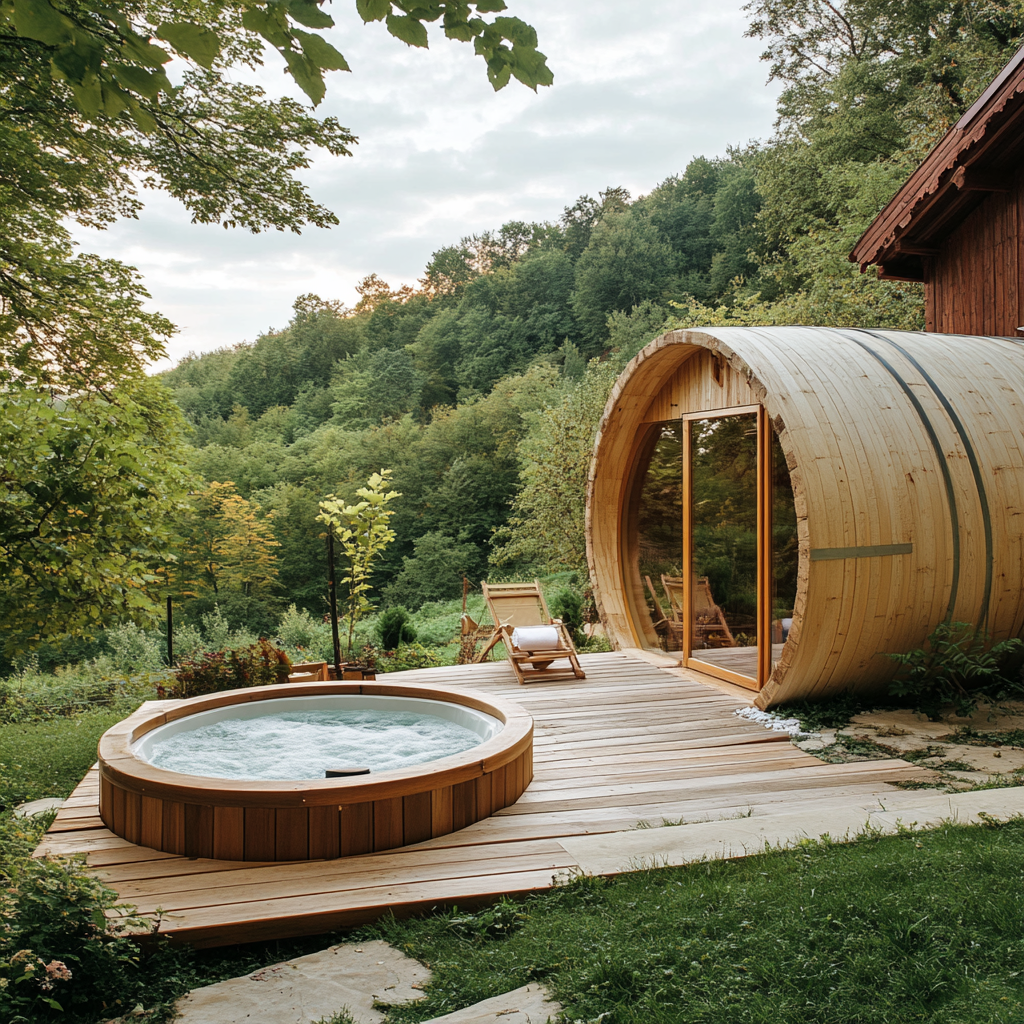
(952, 166, 1012, 192)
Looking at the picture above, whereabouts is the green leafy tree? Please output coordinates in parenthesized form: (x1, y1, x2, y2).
(0, 379, 192, 655)
(384, 530, 482, 608)
(571, 211, 674, 352)
(491, 359, 620, 575)
(2, 0, 552, 386)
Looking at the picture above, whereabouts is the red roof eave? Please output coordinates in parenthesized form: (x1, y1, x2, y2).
(850, 44, 1024, 271)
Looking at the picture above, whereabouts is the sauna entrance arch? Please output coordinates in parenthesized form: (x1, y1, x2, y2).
(633, 405, 797, 690)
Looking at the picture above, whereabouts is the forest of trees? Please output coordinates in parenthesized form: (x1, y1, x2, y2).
(7, 0, 1024, 663)
(142, 0, 1024, 641)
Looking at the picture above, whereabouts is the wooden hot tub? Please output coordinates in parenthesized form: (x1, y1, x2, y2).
(97, 681, 533, 861)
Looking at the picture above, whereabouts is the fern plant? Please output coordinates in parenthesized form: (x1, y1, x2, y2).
(888, 622, 1024, 719)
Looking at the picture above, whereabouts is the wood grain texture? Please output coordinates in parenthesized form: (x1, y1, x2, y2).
(35, 653, 930, 949)
(586, 328, 1024, 707)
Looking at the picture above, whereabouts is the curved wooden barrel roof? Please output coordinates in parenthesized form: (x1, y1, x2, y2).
(586, 327, 1024, 708)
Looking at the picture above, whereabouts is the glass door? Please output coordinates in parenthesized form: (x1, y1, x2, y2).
(630, 405, 798, 689)
(683, 408, 762, 686)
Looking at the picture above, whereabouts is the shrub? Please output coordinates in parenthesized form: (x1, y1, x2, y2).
(549, 587, 585, 646)
(377, 607, 417, 651)
(372, 643, 442, 673)
(165, 639, 291, 699)
(0, 662, 158, 725)
(0, 815, 151, 1020)
(103, 622, 166, 675)
(888, 622, 1024, 719)
(199, 605, 257, 652)
(277, 604, 324, 651)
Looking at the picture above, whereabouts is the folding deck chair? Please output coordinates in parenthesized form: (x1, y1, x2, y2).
(473, 580, 586, 684)
(644, 575, 684, 650)
(660, 574, 736, 649)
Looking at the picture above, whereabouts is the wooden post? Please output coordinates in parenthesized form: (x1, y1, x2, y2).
(166, 596, 173, 667)
(326, 528, 342, 676)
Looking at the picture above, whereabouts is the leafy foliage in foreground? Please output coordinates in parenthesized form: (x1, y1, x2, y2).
(889, 622, 1024, 719)
(0, 815, 152, 1021)
(377, 820, 1024, 1024)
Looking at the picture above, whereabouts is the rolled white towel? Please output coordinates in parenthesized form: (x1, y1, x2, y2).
(511, 625, 561, 651)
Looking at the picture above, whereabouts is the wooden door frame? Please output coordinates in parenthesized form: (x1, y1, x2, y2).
(680, 404, 770, 691)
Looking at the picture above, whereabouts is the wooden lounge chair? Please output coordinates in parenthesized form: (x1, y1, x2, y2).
(660, 574, 736, 649)
(644, 575, 684, 650)
(473, 580, 586, 684)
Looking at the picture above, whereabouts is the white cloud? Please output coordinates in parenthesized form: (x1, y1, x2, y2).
(70, 0, 780, 367)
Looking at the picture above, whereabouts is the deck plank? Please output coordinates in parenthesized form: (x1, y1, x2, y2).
(33, 652, 929, 947)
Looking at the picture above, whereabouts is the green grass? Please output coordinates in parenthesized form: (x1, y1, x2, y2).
(366, 820, 1024, 1024)
(0, 707, 128, 809)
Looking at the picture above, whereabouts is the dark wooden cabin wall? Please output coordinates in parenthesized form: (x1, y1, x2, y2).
(926, 172, 1023, 336)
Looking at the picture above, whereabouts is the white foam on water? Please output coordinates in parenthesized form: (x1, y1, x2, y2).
(143, 710, 486, 780)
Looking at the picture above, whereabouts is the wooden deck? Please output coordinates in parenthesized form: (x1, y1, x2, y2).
(36, 653, 929, 948)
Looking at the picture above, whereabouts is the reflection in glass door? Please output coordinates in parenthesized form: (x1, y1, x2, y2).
(635, 422, 684, 652)
(684, 411, 760, 683)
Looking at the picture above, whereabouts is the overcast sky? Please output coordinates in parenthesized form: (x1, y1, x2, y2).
(72, 0, 781, 367)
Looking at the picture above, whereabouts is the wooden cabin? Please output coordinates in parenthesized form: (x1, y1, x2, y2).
(850, 44, 1024, 334)
(585, 326, 1024, 709)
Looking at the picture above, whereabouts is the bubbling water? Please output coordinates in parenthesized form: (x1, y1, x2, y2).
(143, 709, 485, 780)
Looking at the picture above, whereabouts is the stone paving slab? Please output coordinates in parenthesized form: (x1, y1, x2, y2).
(172, 940, 429, 1024)
(422, 984, 561, 1024)
(558, 786, 1024, 875)
(14, 797, 65, 817)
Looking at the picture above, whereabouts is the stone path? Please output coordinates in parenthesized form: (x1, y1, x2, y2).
(560, 785, 1024, 875)
(13, 797, 65, 817)
(172, 940, 429, 1024)
(795, 700, 1024, 787)
(423, 984, 560, 1023)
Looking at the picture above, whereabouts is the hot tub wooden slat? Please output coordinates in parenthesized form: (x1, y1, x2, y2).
(373, 796, 404, 850)
(308, 805, 340, 860)
(212, 807, 244, 861)
(275, 807, 309, 861)
(340, 803, 372, 857)
(124, 792, 142, 845)
(184, 804, 214, 860)
(474, 770, 493, 819)
(431, 786, 453, 837)
(162, 801, 185, 856)
(402, 792, 432, 846)
(244, 808, 275, 861)
(452, 778, 476, 831)
(141, 796, 162, 850)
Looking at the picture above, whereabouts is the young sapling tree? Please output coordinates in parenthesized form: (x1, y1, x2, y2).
(317, 471, 401, 661)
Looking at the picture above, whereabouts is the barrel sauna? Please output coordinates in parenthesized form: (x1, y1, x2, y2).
(586, 326, 1024, 708)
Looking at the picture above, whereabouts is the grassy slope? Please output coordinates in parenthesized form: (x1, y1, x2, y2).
(374, 821, 1024, 1024)
(0, 708, 125, 809)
